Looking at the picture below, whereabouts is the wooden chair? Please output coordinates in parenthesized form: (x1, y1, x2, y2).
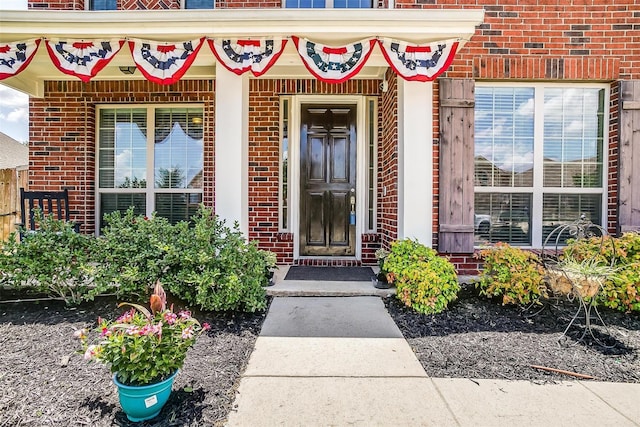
(17, 188, 81, 234)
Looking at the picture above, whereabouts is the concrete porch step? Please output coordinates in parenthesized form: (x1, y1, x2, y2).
(265, 266, 478, 297)
(266, 266, 396, 297)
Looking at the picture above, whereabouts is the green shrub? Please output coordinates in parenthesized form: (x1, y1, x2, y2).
(384, 239, 459, 315)
(0, 211, 106, 305)
(476, 242, 547, 306)
(94, 209, 176, 301)
(161, 206, 267, 312)
(567, 233, 640, 312)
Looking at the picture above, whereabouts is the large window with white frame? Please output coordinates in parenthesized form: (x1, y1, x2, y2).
(474, 83, 607, 247)
(97, 105, 204, 229)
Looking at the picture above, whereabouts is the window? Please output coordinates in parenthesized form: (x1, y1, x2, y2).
(284, 0, 372, 8)
(97, 106, 204, 228)
(474, 84, 607, 247)
(366, 97, 377, 231)
(184, 0, 214, 8)
(89, 0, 117, 10)
(279, 97, 290, 231)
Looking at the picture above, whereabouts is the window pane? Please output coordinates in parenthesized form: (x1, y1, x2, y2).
(367, 99, 375, 230)
(185, 0, 214, 8)
(99, 108, 147, 189)
(543, 88, 604, 188)
(154, 108, 204, 189)
(285, 0, 325, 7)
(474, 87, 534, 188)
(155, 193, 202, 225)
(280, 99, 290, 230)
(475, 193, 532, 246)
(100, 193, 146, 230)
(542, 193, 602, 242)
(334, 0, 372, 7)
(90, 0, 116, 10)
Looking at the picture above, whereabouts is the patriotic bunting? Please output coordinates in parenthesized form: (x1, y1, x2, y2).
(45, 39, 124, 83)
(0, 39, 41, 80)
(292, 36, 375, 84)
(377, 38, 459, 82)
(209, 38, 287, 77)
(128, 38, 205, 85)
(1, 36, 463, 84)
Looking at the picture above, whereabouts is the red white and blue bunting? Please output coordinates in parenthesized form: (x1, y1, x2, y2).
(1, 36, 463, 84)
(128, 38, 205, 85)
(208, 38, 287, 77)
(0, 39, 41, 80)
(377, 38, 459, 82)
(292, 36, 375, 84)
(45, 39, 124, 83)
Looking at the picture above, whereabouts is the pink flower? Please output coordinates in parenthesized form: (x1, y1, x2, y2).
(164, 312, 177, 325)
(73, 328, 87, 340)
(181, 326, 194, 339)
(126, 326, 139, 336)
(178, 310, 191, 320)
(84, 345, 99, 360)
(100, 327, 112, 337)
(202, 322, 211, 331)
(117, 309, 135, 323)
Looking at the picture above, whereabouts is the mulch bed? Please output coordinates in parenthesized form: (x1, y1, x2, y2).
(386, 283, 640, 383)
(0, 296, 268, 427)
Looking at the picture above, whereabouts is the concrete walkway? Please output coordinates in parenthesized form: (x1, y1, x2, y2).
(226, 296, 640, 427)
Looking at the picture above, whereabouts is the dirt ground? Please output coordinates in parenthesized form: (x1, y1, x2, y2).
(386, 283, 640, 383)
(0, 296, 266, 427)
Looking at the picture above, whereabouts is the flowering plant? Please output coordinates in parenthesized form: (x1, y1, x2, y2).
(76, 282, 209, 386)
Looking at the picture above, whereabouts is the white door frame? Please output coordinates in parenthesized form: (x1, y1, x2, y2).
(290, 95, 367, 261)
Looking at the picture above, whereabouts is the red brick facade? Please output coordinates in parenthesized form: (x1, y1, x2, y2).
(23, 0, 640, 272)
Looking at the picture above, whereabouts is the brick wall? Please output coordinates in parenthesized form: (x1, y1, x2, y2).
(30, 80, 215, 233)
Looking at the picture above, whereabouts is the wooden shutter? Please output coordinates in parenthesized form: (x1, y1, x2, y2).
(619, 81, 640, 233)
(438, 78, 475, 253)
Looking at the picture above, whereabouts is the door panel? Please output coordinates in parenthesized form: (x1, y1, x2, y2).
(330, 136, 348, 182)
(300, 104, 356, 257)
(329, 191, 349, 246)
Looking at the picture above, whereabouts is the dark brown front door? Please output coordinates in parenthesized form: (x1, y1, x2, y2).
(300, 105, 357, 256)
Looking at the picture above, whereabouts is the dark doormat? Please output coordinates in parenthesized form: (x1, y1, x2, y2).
(284, 266, 375, 282)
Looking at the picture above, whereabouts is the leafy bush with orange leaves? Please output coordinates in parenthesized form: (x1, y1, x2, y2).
(383, 239, 459, 315)
(567, 233, 640, 312)
(476, 242, 548, 306)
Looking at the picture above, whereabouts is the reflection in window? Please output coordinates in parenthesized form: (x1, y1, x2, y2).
(284, 0, 371, 7)
(97, 106, 204, 228)
(90, 0, 117, 10)
(280, 97, 290, 230)
(367, 97, 377, 231)
(474, 84, 607, 247)
(474, 193, 532, 246)
(184, 0, 214, 8)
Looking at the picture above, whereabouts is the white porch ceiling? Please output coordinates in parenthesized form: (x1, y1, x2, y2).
(0, 9, 484, 96)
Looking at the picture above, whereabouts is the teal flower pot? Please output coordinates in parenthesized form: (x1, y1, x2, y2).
(113, 370, 178, 422)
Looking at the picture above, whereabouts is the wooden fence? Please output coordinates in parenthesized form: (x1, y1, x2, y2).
(0, 167, 28, 243)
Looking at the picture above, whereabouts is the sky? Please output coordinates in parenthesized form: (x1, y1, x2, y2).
(0, 0, 29, 143)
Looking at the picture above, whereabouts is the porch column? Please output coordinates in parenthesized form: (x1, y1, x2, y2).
(397, 79, 433, 245)
(214, 65, 249, 236)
